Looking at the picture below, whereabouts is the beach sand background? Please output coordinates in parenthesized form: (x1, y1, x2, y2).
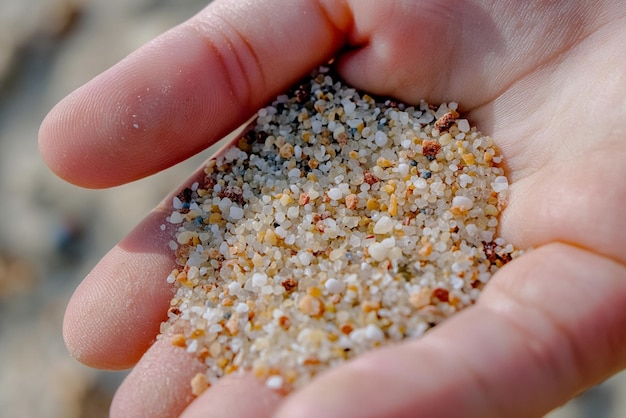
(0, 0, 623, 416)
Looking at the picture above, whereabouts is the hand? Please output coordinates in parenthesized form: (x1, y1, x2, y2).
(39, 1, 626, 417)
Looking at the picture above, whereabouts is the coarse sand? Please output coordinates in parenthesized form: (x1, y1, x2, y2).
(158, 65, 521, 394)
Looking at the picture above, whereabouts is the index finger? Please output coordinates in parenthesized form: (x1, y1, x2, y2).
(39, 0, 351, 188)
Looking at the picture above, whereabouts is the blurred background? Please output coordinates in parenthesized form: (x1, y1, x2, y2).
(0, 0, 624, 416)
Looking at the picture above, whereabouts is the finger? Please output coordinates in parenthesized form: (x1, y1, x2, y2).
(39, 0, 351, 188)
(62, 160, 209, 369)
(180, 374, 283, 418)
(62, 215, 176, 369)
(109, 339, 205, 418)
(274, 244, 626, 418)
(110, 337, 283, 418)
(62, 132, 244, 368)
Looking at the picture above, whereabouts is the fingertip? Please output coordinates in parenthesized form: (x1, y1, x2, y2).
(62, 210, 178, 369)
(39, 32, 225, 189)
(39, 91, 96, 188)
(62, 251, 172, 369)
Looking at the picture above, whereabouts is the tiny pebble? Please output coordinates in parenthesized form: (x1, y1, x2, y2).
(368, 242, 390, 261)
(374, 131, 388, 147)
(325, 278, 344, 294)
(229, 206, 244, 220)
(452, 195, 474, 210)
(266, 375, 284, 389)
(491, 176, 509, 193)
(328, 188, 343, 200)
(373, 216, 394, 234)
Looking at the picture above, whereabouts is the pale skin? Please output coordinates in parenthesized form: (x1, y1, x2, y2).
(38, 0, 626, 417)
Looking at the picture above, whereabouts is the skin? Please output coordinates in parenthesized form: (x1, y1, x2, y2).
(38, 0, 626, 417)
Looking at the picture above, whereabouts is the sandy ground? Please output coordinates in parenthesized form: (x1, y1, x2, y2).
(0, 0, 624, 417)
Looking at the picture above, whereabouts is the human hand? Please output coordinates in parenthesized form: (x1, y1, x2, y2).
(39, 1, 626, 417)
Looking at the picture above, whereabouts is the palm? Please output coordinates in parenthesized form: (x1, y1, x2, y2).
(40, 1, 626, 417)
